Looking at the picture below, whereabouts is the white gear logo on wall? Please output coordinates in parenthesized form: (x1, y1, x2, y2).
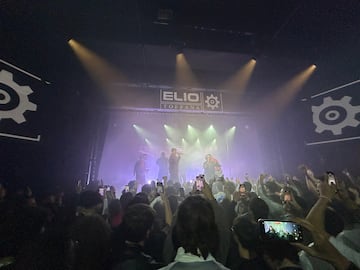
(205, 94, 220, 110)
(312, 96, 360, 135)
(0, 70, 37, 123)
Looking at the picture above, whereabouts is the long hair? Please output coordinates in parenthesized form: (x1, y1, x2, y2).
(173, 196, 219, 259)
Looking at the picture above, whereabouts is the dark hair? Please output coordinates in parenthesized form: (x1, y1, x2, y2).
(129, 192, 150, 206)
(122, 203, 155, 242)
(78, 191, 102, 209)
(141, 184, 152, 195)
(249, 197, 269, 221)
(174, 196, 219, 259)
(232, 216, 259, 250)
(260, 241, 299, 264)
(120, 192, 133, 210)
(243, 181, 252, 192)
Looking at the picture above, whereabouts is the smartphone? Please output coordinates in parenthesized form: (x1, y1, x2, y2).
(196, 179, 204, 191)
(327, 171, 336, 185)
(98, 187, 105, 196)
(124, 185, 130, 192)
(156, 182, 164, 194)
(259, 219, 303, 242)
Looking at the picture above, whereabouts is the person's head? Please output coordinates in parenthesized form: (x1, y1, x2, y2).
(232, 216, 260, 251)
(78, 191, 103, 215)
(129, 192, 150, 206)
(173, 196, 219, 259)
(141, 184, 152, 195)
(122, 203, 155, 243)
(260, 241, 300, 270)
(120, 191, 133, 210)
(71, 215, 111, 270)
(249, 197, 269, 223)
(127, 180, 137, 194)
(205, 154, 212, 161)
(243, 181, 252, 192)
(171, 148, 177, 154)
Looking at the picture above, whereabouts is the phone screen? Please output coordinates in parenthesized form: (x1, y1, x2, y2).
(124, 185, 129, 192)
(196, 179, 204, 191)
(327, 172, 336, 185)
(259, 220, 303, 242)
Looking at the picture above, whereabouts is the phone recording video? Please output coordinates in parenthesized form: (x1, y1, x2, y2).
(156, 182, 164, 194)
(196, 180, 204, 191)
(327, 171, 336, 185)
(259, 219, 303, 242)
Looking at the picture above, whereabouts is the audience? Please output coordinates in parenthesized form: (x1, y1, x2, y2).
(1, 165, 360, 270)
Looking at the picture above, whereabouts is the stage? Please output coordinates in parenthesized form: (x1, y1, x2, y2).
(97, 108, 264, 188)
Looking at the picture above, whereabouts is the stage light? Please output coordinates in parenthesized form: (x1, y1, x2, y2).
(133, 124, 136, 127)
(176, 53, 199, 87)
(187, 124, 198, 140)
(166, 138, 170, 141)
(222, 58, 257, 95)
(225, 126, 236, 139)
(205, 124, 217, 138)
(68, 39, 127, 101)
(164, 124, 167, 128)
(255, 64, 316, 123)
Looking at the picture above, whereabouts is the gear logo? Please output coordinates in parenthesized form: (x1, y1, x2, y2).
(205, 94, 221, 110)
(312, 96, 360, 135)
(0, 70, 37, 123)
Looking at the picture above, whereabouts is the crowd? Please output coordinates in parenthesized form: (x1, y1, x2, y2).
(0, 166, 360, 270)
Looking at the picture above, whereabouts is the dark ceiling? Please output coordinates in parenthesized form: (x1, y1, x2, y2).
(1, 0, 360, 58)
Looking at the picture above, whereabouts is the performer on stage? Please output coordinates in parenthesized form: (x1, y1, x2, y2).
(134, 154, 147, 185)
(169, 148, 181, 182)
(203, 154, 222, 181)
(156, 152, 169, 180)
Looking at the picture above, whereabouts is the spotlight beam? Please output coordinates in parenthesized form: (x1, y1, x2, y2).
(256, 64, 316, 122)
(222, 59, 256, 95)
(175, 53, 200, 87)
